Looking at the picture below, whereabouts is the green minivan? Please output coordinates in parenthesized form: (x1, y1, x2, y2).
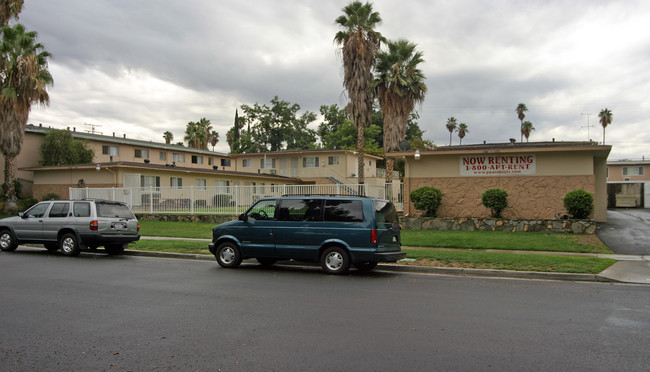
(208, 195, 405, 274)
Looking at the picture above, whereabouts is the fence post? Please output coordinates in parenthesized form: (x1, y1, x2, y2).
(112, 187, 116, 201)
(149, 188, 153, 214)
(190, 186, 195, 215)
(234, 185, 239, 214)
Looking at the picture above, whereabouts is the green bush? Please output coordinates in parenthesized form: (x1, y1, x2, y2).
(41, 193, 61, 201)
(410, 186, 443, 217)
(482, 189, 508, 218)
(17, 198, 38, 211)
(564, 189, 594, 219)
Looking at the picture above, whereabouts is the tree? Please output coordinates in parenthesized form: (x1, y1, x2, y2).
(445, 117, 457, 145)
(335, 1, 384, 186)
(226, 109, 243, 153)
(516, 103, 528, 142)
(184, 118, 214, 150)
(40, 129, 94, 165)
(1, 23, 53, 209)
(521, 121, 535, 142)
(373, 39, 427, 183)
(457, 123, 468, 145)
(209, 130, 219, 151)
(598, 108, 613, 145)
(0, 0, 22, 25)
(163, 131, 173, 144)
(318, 103, 382, 155)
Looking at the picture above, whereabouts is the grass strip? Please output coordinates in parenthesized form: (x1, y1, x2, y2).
(402, 230, 611, 254)
(131, 239, 212, 255)
(404, 249, 616, 274)
(139, 220, 215, 239)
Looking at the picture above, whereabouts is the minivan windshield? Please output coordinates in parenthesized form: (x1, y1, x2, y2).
(374, 200, 398, 224)
(97, 203, 135, 219)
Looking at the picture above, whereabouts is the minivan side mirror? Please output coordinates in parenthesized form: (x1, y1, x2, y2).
(238, 213, 248, 222)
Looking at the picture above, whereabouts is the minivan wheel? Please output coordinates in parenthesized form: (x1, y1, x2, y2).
(216, 242, 242, 268)
(60, 233, 80, 257)
(0, 230, 18, 252)
(321, 246, 350, 275)
(355, 261, 378, 272)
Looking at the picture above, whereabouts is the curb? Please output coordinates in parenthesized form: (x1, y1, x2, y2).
(124, 250, 612, 282)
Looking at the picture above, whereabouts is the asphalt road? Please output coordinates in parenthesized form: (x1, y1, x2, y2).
(1, 250, 649, 371)
(597, 208, 650, 255)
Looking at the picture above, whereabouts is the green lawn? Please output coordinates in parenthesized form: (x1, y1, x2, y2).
(139, 220, 215, 239)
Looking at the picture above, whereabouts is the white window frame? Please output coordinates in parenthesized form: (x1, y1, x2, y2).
(172, 153, 185, 163)
(303, 156, 319, 168)
(170, 177, 183, 189)
(195, 178, 207, 190)
(242, 159, 252, 168)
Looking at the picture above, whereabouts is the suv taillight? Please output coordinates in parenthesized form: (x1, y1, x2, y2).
(90, 220, 98, 231)
(371, 229, 377, 244)
(137, 222, 140, 232)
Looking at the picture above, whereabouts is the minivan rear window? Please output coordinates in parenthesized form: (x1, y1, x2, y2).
(277, 199, 322, 221)
(374, 200, 398, 224)
(324, 200, 363, 222)
(97, 203, 135, 219)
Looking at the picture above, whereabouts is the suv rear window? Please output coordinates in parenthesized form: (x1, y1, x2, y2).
(323, 200, 363, 222)
(97, 203, 135, 219)
(374, 200, 398, 224)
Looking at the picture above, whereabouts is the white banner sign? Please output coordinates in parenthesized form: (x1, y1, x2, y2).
(460, 155, 536, 176)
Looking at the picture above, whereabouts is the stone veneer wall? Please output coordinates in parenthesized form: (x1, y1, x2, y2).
(405, 175, 595, 220)
(401, 217, 596, 234)
(136, 214, 237, 224)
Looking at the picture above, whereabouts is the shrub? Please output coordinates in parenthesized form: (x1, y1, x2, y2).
(564, 189, 594, 219)
(194, 199, 207, 208)
(17, 198, 38, 211)
(42, 193, 60, 201)
(482, 189, 508, 218)
(213, 194, 232, 206)
(410, 186, 443, 217)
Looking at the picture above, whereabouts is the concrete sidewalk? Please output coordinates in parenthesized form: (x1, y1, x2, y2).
(137, 236, 650, 284)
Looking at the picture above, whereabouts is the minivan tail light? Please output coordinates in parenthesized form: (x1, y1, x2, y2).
(371, 229, 377, 244)
(90, 220, 98, 231)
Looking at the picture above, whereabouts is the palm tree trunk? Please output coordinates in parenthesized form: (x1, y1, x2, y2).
(357, 124, 365, 189)
(3, 156, 18, 210)
(385, 157, 394, 185)
(449, 132, 452, 146)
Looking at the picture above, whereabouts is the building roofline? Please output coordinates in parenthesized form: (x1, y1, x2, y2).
(388, 141, 612, 158)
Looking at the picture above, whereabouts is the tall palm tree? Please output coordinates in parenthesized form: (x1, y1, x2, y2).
(457, 123, 468, 145)
(598, 108, 613, 144)
(521, 121, 535, 142)
(335, 1, 384, 186)
(445, 117, 457, 145)
(1, 23, 52, 208)
(1, 0, 23, 25)
(373, 39, 426, 183)
(163, 131, 173, 144)
(209, 130, 219, 151)
(516, 103, 528, 142)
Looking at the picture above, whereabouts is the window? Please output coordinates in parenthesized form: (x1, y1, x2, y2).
(25, 203, 49, 218)
(328, 156, 339, 165)
(172, 153, 185, 163)
(134, 149, 149, 159)
(196, 179, 207, 190)
(159, 151, 167, 161)
(242, 159, 252, 168)
(260, 158, 276, 169)
(247, 199, 276, 220)
(324, 200, 363, 222)
(141, 175, 160, 189)
(192, 155, 203, 164)
(73, 202, 91, 217)
(208, 157, 214, 166)
(97, 203, 135, 219)
(374, 200, 398, 224)
(623, 166, 644, 176)
(221, 158, 231, 167)
(170, 177, 183, 189)
(48, 202, 70, 218)
(303, 156, 319, 168)
(215, 180, 230, 193)
(277, 199, 322, 222)
(102, 145, 119, 156)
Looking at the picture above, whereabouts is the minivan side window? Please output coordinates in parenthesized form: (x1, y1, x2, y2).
(73, 202, 91, 217)
(323, 200, 363, 222)
(374, 200, 398, 224)
(48, 202, 70, 218)
(247, 199, 276, 220)
(277, 199, 322, 221)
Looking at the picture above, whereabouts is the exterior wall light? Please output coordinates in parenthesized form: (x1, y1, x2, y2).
(95, 164, 101, 171)
(414, 150, 421, 160)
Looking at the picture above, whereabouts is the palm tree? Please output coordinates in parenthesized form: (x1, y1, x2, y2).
(1, 0, 23, 25)
(457, 123, 468, 145)
(521, 121, 535, 142)
(516, 103, 528, 142)
(373, 39, 426, 183)
(209, 130, 219, 151)
(335, 1, 384, 186)
(163, 131, 173, 144)
(445, 117, 457, 145)
(598, 108, 613, 144)
(1, 23, 52, 208)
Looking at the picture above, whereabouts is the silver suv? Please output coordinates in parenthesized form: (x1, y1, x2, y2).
(0, 199, 140, 256)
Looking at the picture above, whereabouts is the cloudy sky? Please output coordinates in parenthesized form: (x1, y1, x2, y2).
(17, 0, 650, 159)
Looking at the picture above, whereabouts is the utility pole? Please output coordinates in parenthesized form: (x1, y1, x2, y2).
(581, 113, 594, 140)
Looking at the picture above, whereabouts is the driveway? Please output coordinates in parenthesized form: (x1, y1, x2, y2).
(596, 208, 650, 255)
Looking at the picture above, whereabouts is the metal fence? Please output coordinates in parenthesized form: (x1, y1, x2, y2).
(69, 183, 404, 215)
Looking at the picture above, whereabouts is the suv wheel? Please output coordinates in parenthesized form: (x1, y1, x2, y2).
(321, 246, 349, 275)
(105, 244, 125, 255)
(0, 229, 18, 252)
(60, 233, 80, 257)
(215, 242, 242, 268)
